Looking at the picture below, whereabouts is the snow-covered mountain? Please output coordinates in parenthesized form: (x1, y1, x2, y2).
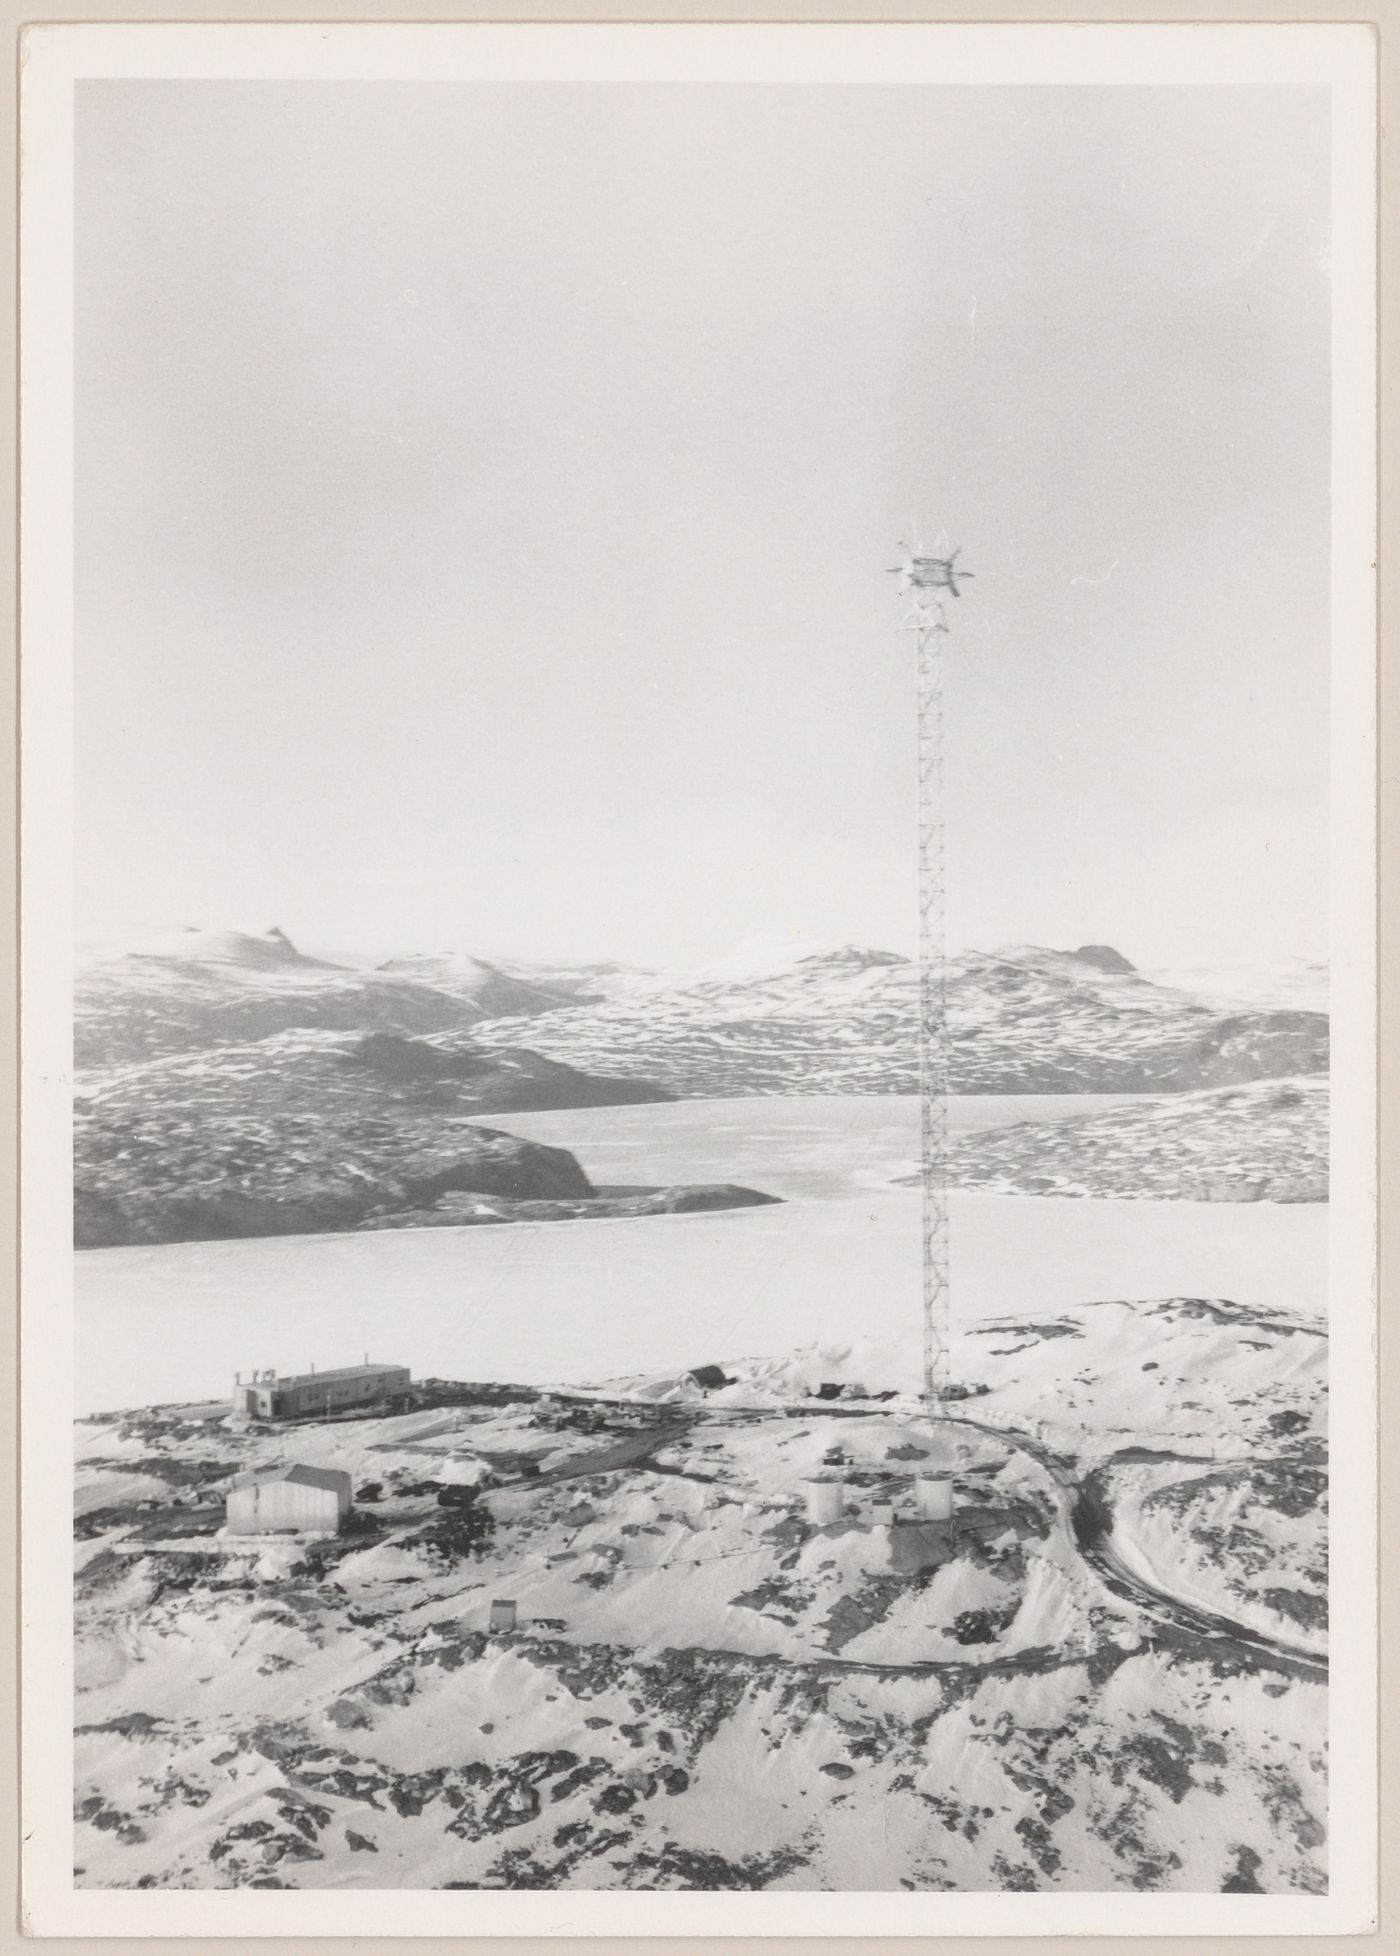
(76, 930, 1329, 1096)
(73, 1296, 1326, 1893)
(470, 943, 1329, 1098)
(74, 929, 569, 1069)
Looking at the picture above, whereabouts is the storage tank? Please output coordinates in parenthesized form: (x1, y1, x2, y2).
(804, 1476, 845, 1525)
(916, 1472, 954, 1521)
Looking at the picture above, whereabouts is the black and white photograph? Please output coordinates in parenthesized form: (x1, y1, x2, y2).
(19, 21, 1377, 1936)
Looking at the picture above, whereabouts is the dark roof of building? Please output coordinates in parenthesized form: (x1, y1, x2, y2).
(266, 1363, 410, 1392)
(230, 1464, 353, 1495)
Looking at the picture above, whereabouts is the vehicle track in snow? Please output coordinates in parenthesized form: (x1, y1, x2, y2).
(948, 1413, 1327, 1681)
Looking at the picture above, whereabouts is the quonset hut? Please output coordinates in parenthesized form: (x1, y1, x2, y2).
(232, 1363, 410, 1421)
(226, 1463, 353, 1536)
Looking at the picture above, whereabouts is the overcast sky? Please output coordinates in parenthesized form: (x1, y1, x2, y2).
(75, 81, 1330, 970)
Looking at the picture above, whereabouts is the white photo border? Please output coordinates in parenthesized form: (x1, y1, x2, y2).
(19, 20, 1378, 1938)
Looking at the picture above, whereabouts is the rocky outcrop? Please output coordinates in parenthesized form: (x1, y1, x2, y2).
(1068, 944, 1136, 975)
(75, 1124, 596, 1248)
(944, 1077, 1327, 1202)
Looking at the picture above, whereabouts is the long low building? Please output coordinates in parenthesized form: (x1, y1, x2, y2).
(232, 1363, 411, 1421)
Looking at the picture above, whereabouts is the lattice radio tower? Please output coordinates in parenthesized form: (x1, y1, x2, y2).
(887, 534, 973, 1454)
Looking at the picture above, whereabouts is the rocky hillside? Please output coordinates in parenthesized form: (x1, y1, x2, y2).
(81, 1026, 675, 1129)
(470, 945, 1329, 1098)
(943, 1078, 1327, 1203)
(73, 1029, 788, 1249)
(75, 929, 571, 1069)
(75, 1111, 592, 1248)
(73, 1298, 1326, 1893)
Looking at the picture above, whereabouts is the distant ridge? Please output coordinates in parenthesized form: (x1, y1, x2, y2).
(75, 925, 571, 1069)
(75, 927, 1329, 1093)
(468, 941, 1328, 1097)
(374, 951, 579, 1020)
(83, 924, 335, 973)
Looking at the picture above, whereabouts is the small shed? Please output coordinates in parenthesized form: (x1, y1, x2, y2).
(688, 1365, 729, 1392)
(226, 1463, 353, 1536)
(489, 1599, 518, 1634)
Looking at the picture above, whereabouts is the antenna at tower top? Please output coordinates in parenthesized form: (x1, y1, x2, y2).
(887, 539, 974, 604)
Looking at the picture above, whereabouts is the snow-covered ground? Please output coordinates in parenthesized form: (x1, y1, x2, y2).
(72, 1296, 1327, 1893)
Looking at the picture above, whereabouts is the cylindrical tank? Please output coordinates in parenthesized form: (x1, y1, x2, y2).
(804, 1476, 845, 1525)
(916, 1473, 954, 1521)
